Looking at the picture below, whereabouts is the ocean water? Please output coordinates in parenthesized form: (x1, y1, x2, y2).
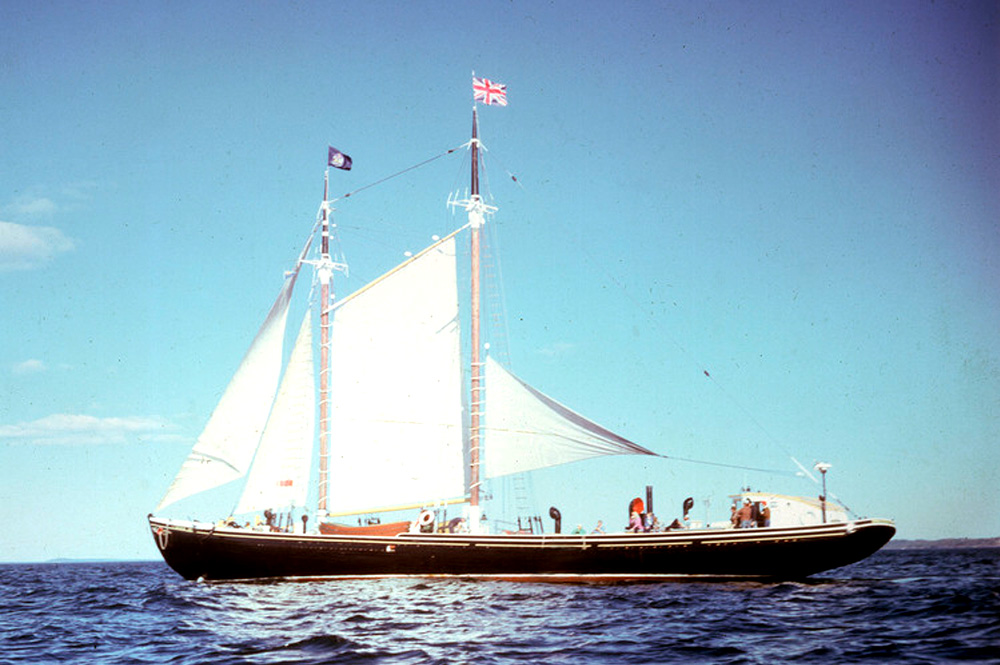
(1, 549, 997, 664)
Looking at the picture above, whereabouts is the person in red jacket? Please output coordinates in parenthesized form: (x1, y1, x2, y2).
(737, 498, 755, 528)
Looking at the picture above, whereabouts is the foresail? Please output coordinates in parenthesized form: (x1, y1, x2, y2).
(234, 309, 315, 514)
(327, 235, 465, 515)
(483, 356, 658, 478)
(156, 273, 298, 512)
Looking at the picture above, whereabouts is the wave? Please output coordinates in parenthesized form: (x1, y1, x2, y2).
(1, 553, 997, 664)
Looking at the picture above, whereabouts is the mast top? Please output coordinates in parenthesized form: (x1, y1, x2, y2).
(471, 106, 480, 198)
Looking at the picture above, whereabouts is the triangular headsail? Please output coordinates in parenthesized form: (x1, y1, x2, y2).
(235, 309, 315, 514)
(156, 272, 299, 512)
(482, 357, 658, 478)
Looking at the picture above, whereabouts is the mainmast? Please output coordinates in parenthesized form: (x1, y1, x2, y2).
(463, 76, 505, 531)
(462, 106, 496, 530)
(447, 104, 497, 530)
(469, 107, 483, 510)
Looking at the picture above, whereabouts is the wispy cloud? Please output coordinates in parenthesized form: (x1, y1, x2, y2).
(4, 183, 103, 218)
(536, 341, 577, 358)
(0, 220, 75, 271)
(8, 196, 58, 216)
(0, 414, 184, 446)
(11, 359, 46, 375)
(60, 181, 103, 204)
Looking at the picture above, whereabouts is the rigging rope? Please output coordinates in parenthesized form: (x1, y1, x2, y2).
(699, 371, 817, 484)
(331, 144, 466, 203)
(654, 453, 796, 477)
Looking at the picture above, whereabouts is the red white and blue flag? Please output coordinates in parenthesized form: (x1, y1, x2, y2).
(473, 76, 507, 106)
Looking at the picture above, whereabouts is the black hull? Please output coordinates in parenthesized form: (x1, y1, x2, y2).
(149, 516, 895, 582)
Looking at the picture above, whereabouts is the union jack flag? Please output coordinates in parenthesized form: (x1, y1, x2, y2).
(473, 76, 507, 106)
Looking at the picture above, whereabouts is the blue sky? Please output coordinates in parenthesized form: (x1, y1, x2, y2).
(1, 1, 997, 562)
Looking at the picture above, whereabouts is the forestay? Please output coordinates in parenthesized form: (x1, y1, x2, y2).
(156, 272, 299, 511)
(327, 236, 465, 515)
(482, 356, 658, 478)
(235, 310, 315, 514)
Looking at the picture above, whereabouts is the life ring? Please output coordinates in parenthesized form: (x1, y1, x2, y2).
(156, 526, 169, 550)
(418, 510, 434, 527)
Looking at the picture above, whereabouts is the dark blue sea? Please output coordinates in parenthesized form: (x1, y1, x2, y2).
(2, 549, 997, 664)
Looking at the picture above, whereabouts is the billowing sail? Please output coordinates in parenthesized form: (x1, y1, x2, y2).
(483, 356, 658, 478)
(156, 274, 298, 511)
(235, 309, 315, 514)
(327, 235, 465, 515)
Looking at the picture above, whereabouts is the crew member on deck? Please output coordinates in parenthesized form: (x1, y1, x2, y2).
(737, 498, 755, 528)
(758, 501, 771, 527)
(628, 511, 643, 533)
(645, 513, 662, 532)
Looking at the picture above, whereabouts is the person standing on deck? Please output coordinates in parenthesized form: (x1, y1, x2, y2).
(737, 498, 755, 528)
(759, 501, 771, 527)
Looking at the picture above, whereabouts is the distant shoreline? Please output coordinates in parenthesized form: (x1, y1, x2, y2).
(0, 559, 160, 565)
(885, 537, 1000, 550)
(3, 539, 998, 565)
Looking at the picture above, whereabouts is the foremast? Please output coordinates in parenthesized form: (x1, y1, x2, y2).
(315, 171, 348, 519)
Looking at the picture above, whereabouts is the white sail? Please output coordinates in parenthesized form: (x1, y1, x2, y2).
(156, 274, 298, 511)
(327, 235, 465, 515)
(234, 309, 315, 515)
(483, 356, 658, 478)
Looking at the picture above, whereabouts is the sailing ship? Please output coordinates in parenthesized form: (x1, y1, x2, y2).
(149, 93, 895, 582)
